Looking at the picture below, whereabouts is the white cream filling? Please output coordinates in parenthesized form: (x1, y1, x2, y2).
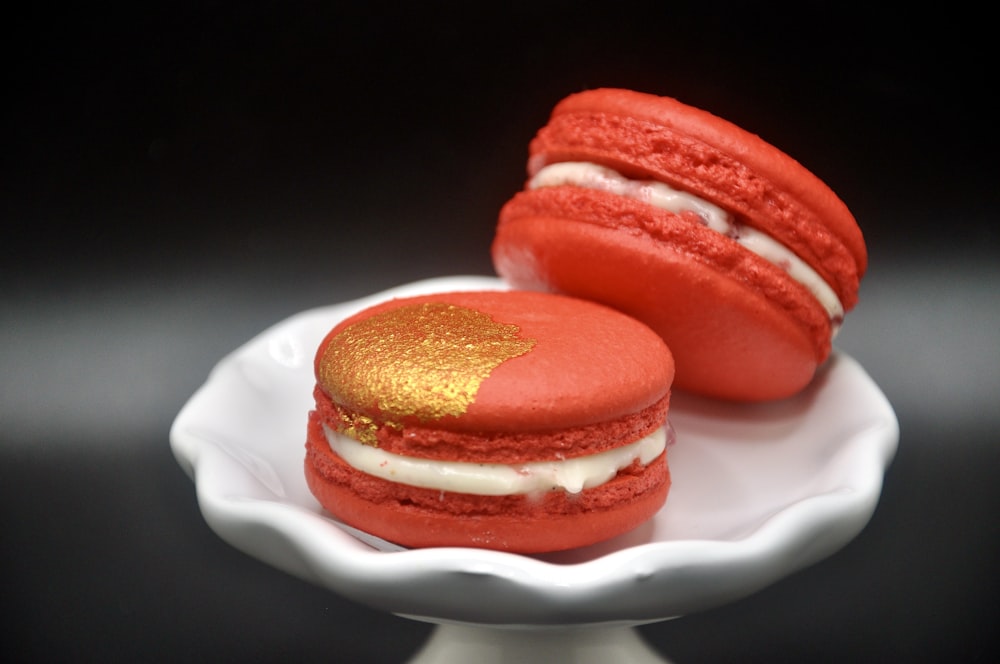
(323, 424, 668, 496)
(530, 162, 844, 332)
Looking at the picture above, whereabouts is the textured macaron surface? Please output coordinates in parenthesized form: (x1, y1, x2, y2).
(496, 183, 831, 354)
(313, 290, 674, 460)
(526, 88, 866, 311)
(304, 410, 670, 552)
(493, 88, 868, 400)
(306, 289, 675, 551)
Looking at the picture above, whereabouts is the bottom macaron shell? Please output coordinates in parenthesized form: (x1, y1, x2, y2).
(305, 417, 670, 553)
(494, 216, 819, 401)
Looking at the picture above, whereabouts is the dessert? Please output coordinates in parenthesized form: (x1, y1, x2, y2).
(304, 290, 675, 552)
(492, 88, 867, 400)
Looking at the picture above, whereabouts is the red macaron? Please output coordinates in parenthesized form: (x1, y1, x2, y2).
(304, 290, 675, 553)
(492, 88, 867, 401)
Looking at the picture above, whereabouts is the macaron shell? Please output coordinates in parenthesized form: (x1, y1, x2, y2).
(314, 384, 672, 464)
(305, 414, 670, 553)
(528, 88, 866, 310)
(494, 188, 824, 401)
(316, 290, 674, 432)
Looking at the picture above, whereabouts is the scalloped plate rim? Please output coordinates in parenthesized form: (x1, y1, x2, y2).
(170, 275, 898, 626)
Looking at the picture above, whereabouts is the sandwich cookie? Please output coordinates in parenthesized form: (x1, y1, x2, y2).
(305, 290, 675, 552)
(492, 88, 867, 400)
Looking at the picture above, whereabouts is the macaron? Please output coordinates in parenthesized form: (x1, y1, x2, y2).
(304, 290, 675, 553)
(492, 88, 867, 401)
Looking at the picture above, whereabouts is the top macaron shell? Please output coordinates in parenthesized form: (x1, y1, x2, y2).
(526, 88, 867, 309)
(314, 290, 674, 434)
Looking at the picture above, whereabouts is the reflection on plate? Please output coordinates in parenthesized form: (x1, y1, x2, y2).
(170, 276, 898, 627)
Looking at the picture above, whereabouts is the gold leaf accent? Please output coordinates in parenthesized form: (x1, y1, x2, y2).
(318, 302, 535, 441)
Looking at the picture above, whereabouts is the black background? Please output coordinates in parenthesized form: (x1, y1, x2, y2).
(3, 2, 998, 662)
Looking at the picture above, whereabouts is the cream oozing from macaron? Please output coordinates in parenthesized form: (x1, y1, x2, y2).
(323, 423, 670, 496)
(530, 161, 844, 334)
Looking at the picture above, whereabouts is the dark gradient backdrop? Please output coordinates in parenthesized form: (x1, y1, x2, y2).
(3, 3, 997, 663)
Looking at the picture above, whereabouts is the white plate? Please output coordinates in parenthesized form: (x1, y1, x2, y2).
(170, 275, 898, 628)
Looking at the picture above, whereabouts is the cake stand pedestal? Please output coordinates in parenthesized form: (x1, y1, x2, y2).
(408, 623, 669, 664)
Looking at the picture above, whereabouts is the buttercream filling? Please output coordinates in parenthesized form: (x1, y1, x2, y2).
(529, 162, 844, 334)
(322, 424, 669, 496)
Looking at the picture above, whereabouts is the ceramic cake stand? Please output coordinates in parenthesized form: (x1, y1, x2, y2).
(170, 276, 899, 663)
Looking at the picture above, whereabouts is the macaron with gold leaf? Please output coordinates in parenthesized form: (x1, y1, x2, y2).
(304, 290, 675, 553)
